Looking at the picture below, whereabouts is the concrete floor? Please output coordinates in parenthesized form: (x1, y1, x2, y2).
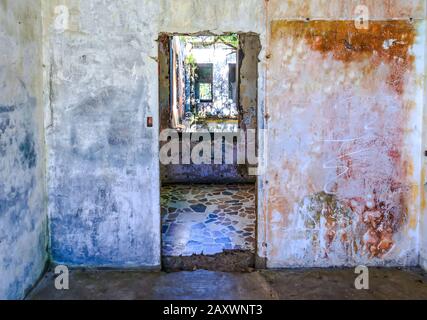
(28, 268, 427, 300)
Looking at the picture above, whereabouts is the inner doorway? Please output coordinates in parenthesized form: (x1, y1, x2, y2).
(158, 33, 260, 271)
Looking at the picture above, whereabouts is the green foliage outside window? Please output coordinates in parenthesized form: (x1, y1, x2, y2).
(199, 83, 212, 101)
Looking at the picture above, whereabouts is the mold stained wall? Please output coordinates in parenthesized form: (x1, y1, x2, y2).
(265, 0, 426, 268)
(42, 0, 265, 268)
(0, 0, 48, 299)
(42, 0, 427, 270)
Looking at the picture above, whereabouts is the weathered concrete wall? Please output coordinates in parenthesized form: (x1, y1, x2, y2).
(43, 0, 427, 269)
(421, 19, 427, 271)
(192, 44, 238, 117)
(43, 0, 264, 268)
(239, 34, 260, 131)
(267, 0, 426, 20)
(264, 8, 425, 266)
(42, 0, 162, 268)
(0, 0, 48, 299)
(159, 34, 172, 132)
(170, 37, 186, 128)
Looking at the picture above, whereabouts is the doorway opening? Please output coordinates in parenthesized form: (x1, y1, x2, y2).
(158, 33, 260, 271)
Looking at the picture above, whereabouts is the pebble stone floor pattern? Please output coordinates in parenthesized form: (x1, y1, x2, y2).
(161, 184, 256, 256)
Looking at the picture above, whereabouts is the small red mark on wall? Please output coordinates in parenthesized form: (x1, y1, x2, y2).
(147, 117, 153, 128)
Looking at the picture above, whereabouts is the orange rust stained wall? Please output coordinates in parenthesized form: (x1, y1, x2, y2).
(272, 21, 416, 95)
(265, 20, 424, 268)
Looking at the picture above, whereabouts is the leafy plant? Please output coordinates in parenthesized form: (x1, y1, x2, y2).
(216, 34, 239, 49)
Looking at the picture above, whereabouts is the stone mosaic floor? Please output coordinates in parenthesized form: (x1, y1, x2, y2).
(161, 184, 256, 256)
